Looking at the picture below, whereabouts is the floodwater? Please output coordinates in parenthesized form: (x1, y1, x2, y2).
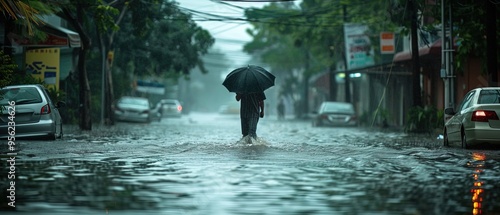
(1, 112, 500, 215)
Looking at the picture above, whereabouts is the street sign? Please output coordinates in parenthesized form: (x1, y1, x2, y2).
(380, 32, 395, 54)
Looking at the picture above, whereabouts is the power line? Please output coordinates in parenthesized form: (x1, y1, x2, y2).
(177, 3, 387, 28)
(211, 22, 248, 35)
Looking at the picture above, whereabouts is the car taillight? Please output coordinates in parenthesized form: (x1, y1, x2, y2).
(177, 105, 182, 111)
(471, 110, 499, 122)
(41, 104, 51, 115)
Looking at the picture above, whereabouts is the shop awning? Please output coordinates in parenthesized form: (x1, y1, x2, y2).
(393, 39, 442, 62)
(8, 23, 81, 48)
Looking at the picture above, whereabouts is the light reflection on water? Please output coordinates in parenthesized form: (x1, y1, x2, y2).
(470, 152, 486, 215)
(2, 146, 500, 215)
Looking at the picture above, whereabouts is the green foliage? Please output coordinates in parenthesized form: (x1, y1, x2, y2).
(243, 1, 399, 112)
(112, 0, 214, 77)
(413, 1, 500, 74)
(1, 0, 58, 35)
(10, 71, 43, 85)
(404, 106, 444, 133)
(244, 1, 399, 76)
(359, 108, 391, 127)
(94, 4, 120, 32)
(451, 2, 491, 74)
(0, 50, 16, 88)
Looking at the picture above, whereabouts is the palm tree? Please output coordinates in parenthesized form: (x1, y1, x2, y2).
(1, 1, 43, 86)
(0, 0, 55, 35)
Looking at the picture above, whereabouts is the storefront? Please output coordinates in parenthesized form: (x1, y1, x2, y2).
(1, 18, 80, 90)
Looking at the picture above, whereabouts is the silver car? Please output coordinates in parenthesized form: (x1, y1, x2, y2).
(0, 84, 65, 140)
(159, 99, 182, 118)
(114, 96, 152, 123)
(312, 101, 357, 127)
(444, 87, 500, 148)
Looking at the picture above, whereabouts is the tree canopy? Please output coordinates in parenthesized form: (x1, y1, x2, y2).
(1, 0, 216, 129)
(110, 1, 214, 79)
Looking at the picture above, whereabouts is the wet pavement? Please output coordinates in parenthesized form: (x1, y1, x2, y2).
(1, 112, 500, 215)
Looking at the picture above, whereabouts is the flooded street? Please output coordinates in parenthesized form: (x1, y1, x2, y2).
(1, 112, 500, 215)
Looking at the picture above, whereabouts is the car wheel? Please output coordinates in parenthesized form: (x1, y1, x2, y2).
(461, 131, 468, 149)
(47, 133, 56, 140)
(443, 128, 449, 147)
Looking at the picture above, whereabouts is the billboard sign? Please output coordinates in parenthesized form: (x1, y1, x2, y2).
(25, 48, 60, 90)
(135, 80, 165, 95)
(344, 23, 375, 70)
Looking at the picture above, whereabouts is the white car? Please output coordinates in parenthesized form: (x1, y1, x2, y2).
(312, 101, 357, 127)
(114, 96, 153, 123)
(159, 99, 182, 118)
(444, 87, 500, 148)
(0, 84, 65, 140)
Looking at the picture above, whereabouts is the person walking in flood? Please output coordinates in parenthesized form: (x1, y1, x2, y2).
(236, 92, 266, 140)
(223, 65, 275, 143)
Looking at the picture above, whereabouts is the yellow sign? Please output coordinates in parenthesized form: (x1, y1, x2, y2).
(25, 48, 60, 91)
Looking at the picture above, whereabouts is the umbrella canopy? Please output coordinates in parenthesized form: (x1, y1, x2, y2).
(222, 65, 275, 93)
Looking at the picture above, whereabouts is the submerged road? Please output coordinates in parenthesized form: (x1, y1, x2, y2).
(1, 112, 500, 215)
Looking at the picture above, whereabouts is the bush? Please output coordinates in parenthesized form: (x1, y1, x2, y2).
(359, 108, 390, 128)
(0, 50, 16, 88)
(405, 106, 444, 133)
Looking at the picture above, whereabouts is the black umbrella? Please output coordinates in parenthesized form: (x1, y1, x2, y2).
(222, 65, 275, 93)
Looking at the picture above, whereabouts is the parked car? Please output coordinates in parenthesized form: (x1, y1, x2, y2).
(312, 101, 357, 127)
(443, 87, 500, 149)
(0, 84, 65, 140)
(114, 96, 153, 123)
(159, 99, 182, 118)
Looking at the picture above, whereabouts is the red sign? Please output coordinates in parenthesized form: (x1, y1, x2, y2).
(8, 32, 68, 47)
(380, 32, 395, 54)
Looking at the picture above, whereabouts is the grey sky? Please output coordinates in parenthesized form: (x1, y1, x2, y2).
(176, 0, 269, 65)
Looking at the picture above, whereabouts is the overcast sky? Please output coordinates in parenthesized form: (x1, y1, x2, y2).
(175, 0, 272, 66)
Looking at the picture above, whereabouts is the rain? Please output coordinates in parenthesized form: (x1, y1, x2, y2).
(1, 0, 500, 215)
(1, 113, 500, 214)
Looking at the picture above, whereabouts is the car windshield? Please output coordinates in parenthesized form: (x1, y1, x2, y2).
(323, 103, 354, 114)
(120, 98, 148, 106)
(163, 100, 178, 105)
(478, 90, 500, 104)
(0, 87, 42, 105)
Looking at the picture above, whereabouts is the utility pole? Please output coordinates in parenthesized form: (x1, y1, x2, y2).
(303, 48, 310, 117)
(409, 0, 422, 108)
(447, 3, 455, 107)
(441, 0, 455, 123)
(343, 4, 351, 103)
(328, 44, 337, 101)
